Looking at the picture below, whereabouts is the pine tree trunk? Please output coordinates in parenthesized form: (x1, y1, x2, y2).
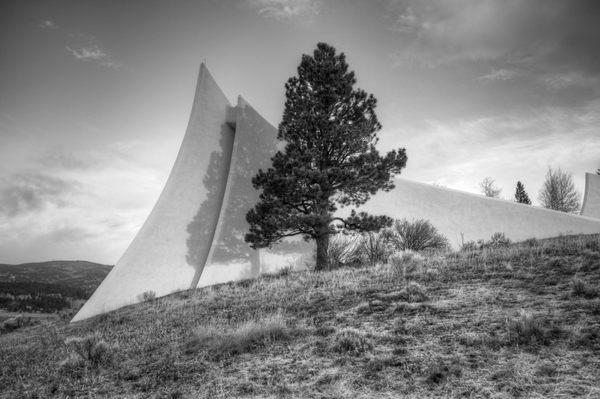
(315, 234, 330, 271)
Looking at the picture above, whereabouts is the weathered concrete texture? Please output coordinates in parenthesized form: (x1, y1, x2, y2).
(72, 64, 234, 322)
(582, 173, 600, 220)
(362, 178, 600, 248)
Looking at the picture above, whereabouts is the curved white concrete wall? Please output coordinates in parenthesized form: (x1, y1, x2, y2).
(362, 178, 600, 248)
(582, 173, 600, 220)
(72, 64, 234, 322)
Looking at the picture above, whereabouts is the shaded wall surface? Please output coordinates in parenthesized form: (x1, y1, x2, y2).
(72, 65, 234, 322)
(582, 173, 600, 220)
(362, 178, 600, 248)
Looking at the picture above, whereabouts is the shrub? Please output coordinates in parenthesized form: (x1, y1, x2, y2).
(400, 281, 429, 303)
(138, 290, 156, 302)
(331, 328, 372, 356)
(488, 232, 511, 248)
(505, 311, 564, 346)
(327, 234, 360, 269)
(185, 314, 289, 359)
(355, 232, 391, 266)
(388, 219, 449, 252)
(571, 277, 598, 299)
(60, 333, 114, 375)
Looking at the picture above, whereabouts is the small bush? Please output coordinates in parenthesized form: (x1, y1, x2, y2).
(138, 290, 156, 302)
(505, 311, 563, 346)
(399, 281, 429, 303)
(327, 234, 360, 269)
(571, 277, 598, 299)
(488, 232, 511, 248)
(388, 219, 449, 252)
(331, 328, 372, 356)
(60, 333, 114, 375)
(185, 314, 289, 359)
(356, 232, 391, 266)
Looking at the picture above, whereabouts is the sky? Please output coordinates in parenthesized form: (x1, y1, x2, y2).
(1, 0, 599, 264)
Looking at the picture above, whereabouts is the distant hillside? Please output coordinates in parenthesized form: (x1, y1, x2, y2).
(1, 235, 599, 398)
(0, 260, 112, 293)
(0, 261, 112, 313)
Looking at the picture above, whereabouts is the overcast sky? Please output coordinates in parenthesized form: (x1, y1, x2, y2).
(1, 0, 599, 264)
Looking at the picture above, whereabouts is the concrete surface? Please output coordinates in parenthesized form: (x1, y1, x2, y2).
(582, 172, 600, 220)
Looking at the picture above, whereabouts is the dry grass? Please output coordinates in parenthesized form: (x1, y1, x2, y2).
(1, 233, 600, 398)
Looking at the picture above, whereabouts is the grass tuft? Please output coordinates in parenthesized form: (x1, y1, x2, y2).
(331, 328, 372, 356)
(184, 313, 290, 359)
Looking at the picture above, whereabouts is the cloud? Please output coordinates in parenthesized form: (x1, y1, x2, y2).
(0, 141, 174, 263)
(382, 99, 600, 201)
(38, 20, 58, 29)
(386, 0, 600, 80)
(66, 45, 106, 61)
(477, 68, 519, 83)
(0, 173, 78, 217)
(246, 0, 321, 21)
(65, 35, 122, 68)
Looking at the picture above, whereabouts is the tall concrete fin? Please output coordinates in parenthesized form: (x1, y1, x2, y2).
(197, 97, 314, 287)
(72, 64, 235, 322)
(582, 173, 600, 220)
(362, 178, 600, 248)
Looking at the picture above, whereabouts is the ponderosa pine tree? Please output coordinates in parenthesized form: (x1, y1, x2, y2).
(514, 181, 531, 205)
(245, 43, 407, 270)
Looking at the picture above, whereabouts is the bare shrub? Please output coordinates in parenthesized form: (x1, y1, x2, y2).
(388, 219, 449, 252)
(185, 314, 289, 359)
(479, 177, 501, 198)
(327, 234, 360, 269)
(331, 328, 372, 356)
(355, 231, 391, 266)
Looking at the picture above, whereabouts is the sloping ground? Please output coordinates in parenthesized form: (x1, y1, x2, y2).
(1, 235, 599, 398)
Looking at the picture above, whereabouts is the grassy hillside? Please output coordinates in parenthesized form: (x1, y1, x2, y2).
(1, 235, 599, 398)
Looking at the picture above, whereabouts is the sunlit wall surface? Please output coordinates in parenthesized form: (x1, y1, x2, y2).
(582, 173, 600, 220)
(363, 178, 600, 248)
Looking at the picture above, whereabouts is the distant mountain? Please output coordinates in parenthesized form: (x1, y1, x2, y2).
(0, 261, 112, 296)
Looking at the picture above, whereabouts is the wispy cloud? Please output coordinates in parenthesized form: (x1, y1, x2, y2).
(38, 20, 58, 29)
(246, 0, 321, 22)
(477, 68, 519, 83)
(65, 34, 121, 68)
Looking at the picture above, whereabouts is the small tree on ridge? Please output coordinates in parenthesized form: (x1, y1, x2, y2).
(479, 177, 501, 198)
(538, 167, 581, 213)
(514, 181, 531, 205)
(245, 43, 407, 270)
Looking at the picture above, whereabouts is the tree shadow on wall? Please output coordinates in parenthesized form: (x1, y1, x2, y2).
(186, 118, 235, 288)
(205, 102, 277, 280)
